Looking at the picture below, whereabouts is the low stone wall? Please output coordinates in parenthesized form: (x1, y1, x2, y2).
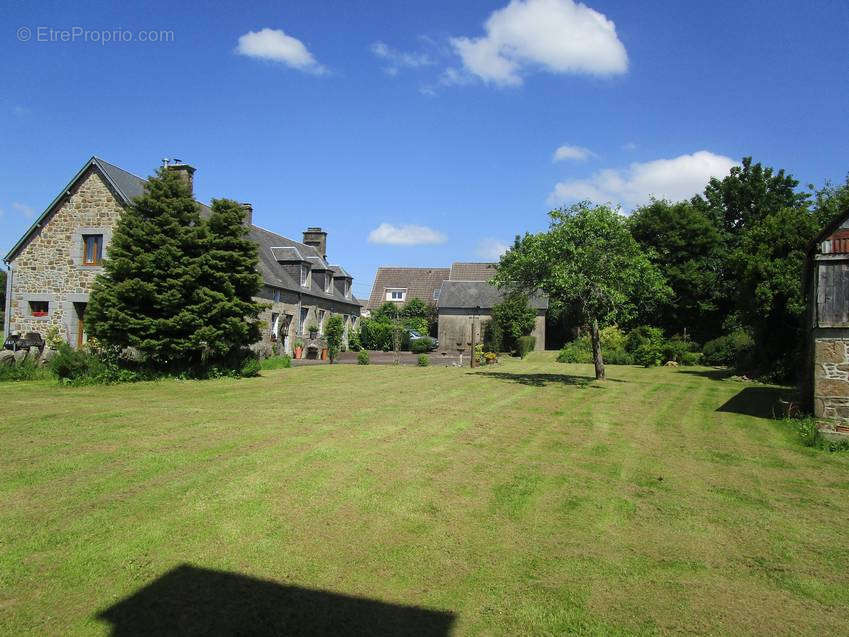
(813, 337, 849, 423)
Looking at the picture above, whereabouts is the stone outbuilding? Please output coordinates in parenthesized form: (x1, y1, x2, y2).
(2, 156, 362, 356)
(803, 206, 849, 430)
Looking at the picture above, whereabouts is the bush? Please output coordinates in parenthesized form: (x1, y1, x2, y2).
(680, 351, 702, 366)
(348, 329, 362, 351)
(260, 355, 291, 370)
(556, 337, 592, 363)
(0, 358, 53, 382)
(633, 342, 663, 367)
(661, 337, 697, 364)
(357, 350, 369, 365)
(702, 330, 753, 366)
(417, 354, 429, 367)
(359, 318, 393, 351)
(517, 335, 536, 358)
(600, 325, 626, 352)
(411, 337, 434, 354)
(796, 417, 849, 452)
(625, 325, 664, 354)
(240, 356, 261, 378)
(483, 319, 504, 353)
(604, 348, 634, 365)
(50, 343, 105, 383)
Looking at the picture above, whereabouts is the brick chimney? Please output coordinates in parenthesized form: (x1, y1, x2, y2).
(303, 227, 327, 260)
(166, 162, 195, 195)
(240, 203, 253, 227)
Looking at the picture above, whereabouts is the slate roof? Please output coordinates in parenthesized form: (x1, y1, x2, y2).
(437, 281, 548, 310)
(4, 156, 361, 308)
(367, 267, 451, 309)
(449, 262, 497, 281)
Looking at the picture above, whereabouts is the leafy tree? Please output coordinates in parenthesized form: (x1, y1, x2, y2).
(629, 199, 727, 341)
(325, 314, 344, 363)
(495, 203, 670, 380)
(86, 167, 262, 372)
(491, 293, 535, 353)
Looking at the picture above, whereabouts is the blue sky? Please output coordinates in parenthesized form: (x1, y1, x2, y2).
(2, 0, 848, 298)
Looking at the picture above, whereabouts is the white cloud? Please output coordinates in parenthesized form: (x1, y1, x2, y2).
(476, 238, 510, 260)
(12, 202, 35, 219)
(622, 141, 637, 151)
(553, 144, 594, 162)
(235, 28, 326, 74)
(450, 0, 628, 87)
(368, 223, 447, 246)
(548, 151, 738, 209)
(370, 41, 434, 75)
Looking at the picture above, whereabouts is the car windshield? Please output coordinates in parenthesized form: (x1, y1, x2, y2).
(409, 330, 422, 338)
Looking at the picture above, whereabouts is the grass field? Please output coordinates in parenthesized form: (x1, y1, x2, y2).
(2, 355, 849, 635)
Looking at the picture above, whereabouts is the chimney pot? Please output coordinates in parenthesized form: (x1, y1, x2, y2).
(166, 162, 195, 196)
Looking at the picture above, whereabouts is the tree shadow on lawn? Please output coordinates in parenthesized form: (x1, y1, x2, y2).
(471, 371, 624, 387)
(676, 367, 736, 381)
(715, 386, 798, 420)
(96, 564, 454, 637)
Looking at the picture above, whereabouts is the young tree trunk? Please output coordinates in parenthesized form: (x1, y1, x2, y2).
(590, 318, 605, 380)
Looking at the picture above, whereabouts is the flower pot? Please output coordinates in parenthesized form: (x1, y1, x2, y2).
(321, 348, 328, 360)
(309, 331, 318, 339)
(294, 347, 303, 359)
(32, 312, 47, 317)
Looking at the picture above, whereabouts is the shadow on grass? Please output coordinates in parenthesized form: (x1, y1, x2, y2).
(677, 368, 736, 381)
(97, 564, 455, 636)
(471, 371, 624, 387)
(716, 386, 797, 420)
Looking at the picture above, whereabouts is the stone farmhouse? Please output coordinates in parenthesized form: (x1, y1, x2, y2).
(367, 262, 547, 351)
(804, 206, 849, 430)
(2, 157, 362, 357)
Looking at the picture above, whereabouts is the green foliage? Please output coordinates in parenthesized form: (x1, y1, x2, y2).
(0, 358, 53, 382)
(633, 342, 663, 367)
(625, 326, 664, 354)
(260, 355, 291, 370)
(325, 314, 344, 363)
(411, 337, 435, 353)
(702, 331, 754, 366)
(44, 326, 64, 350)
(661, 336, 698, 364)
(347, 328, 362, 351)
(629, 199, 727, 342)
(86, 168, 262, 374)
(556, 338, 592, 363)
(491, 294, 536, 352)
(306, 323, 319, 334)
(357, 350, 369, 365)
(240, 355, 261, 378)
(482, 319, 504, 353)
(358, 318, 393, 351)
(49, 343, 150, 385)
(370, 301, 401, 322)
(679, 351, 702, 366)
(401, 298, 438, 332)
(796, 417, 849, 452)
(417, 354, 429, 367)
(604, 349, 634, 365)
(599, 325, 626, 352)
(516, 335, 536, 358)
(495, 202, 670, 379)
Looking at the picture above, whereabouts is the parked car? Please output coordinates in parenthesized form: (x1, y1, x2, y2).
(3, 334, 21, 351)
(408, 329, 438, 351)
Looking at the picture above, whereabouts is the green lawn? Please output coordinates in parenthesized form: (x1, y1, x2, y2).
(2, 356, 848, 635)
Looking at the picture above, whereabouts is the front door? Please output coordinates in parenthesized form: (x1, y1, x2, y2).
(75, 303, 87, 348)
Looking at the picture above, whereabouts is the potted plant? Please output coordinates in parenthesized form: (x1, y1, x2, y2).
(320, 346, 328, 361)
(307, 323, 319, 339)
(293, 338, 304, 359)
(485, 351, 497, 365)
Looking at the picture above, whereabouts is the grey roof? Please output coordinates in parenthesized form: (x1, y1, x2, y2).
(449, 262, 497, 281)
(330, 265, 352, 279)
(367, 267, 451, 309)
(270, 246, 305, 262)
(4, 156, 361, 307)
(437, 281, 548, 310)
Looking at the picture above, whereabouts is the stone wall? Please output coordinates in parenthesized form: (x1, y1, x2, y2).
(813, 337, 849, 423)
(7, 167, 122, 345)
(437, 308, 546, 353)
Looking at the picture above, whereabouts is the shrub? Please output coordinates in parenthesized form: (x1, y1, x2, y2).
(796, 417, 849, 452)
(348, 329, 362, 351)
(417, 354, 429, 366)
(600, 325, 626, 352)
(517, 335, 536, 358)
(604, 348, 634, 365)
(260, 355, 291, 370)
(492, 293, 535, 352)
(357, 350, 369, 365)
(411, 337, 434, 354)
(483, 319, 504, 353)
(325, 314, 344, 363)
(633, 342, 663, 367)
(0, 358, 53, 382)
(51, 343, 103, 383)
(359, 318, 393, 351)
(240, 355, 261, 378)
(680, 351, 702, 366)
(702, 330, 753, 366)
(661, 337, 697, 364)
(556, 338, 592, 363)
(625, 325, 664, 354)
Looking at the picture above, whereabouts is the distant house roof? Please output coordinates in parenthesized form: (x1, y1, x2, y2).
(437, 280, 548, 310)
(4, 156, 361, 308)
(449, 262, 497, 281)
(367, 267, 451, 309)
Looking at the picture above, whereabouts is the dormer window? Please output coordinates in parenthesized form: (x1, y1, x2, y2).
(386, 288, 406, 301)
(300, 264, 310, 287)
(345, 280, 351, 298)
(325, 273, 332, 294)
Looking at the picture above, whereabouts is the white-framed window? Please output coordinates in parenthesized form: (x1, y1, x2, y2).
(300, 264, 310, 287)
(273, 289, 281, 303)
(318, 309, 326, 334)
(345, 281, 351, 298)
(271, 312, 279, 341)
(386, 288, 406, 301)
(326, 273, 333, 294)
(300, 307, 309, 334)
(433, 288, 440, 300)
